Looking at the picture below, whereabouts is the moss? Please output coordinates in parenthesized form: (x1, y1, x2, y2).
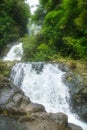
(0, 109, 9, 116)
(0, 61, 15, 78)
(2, 110, 9, 116)
(66, 76, 72, 82)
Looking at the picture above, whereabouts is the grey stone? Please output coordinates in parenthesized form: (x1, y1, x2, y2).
(68, 123, 83, 130)
(0, 77, 83, 130)
(13, 93, 22, 103)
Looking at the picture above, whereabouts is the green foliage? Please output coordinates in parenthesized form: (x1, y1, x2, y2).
(21, 35, 36, 60)
(0, 0, 30, 52)
(32, 0, 61, 26)
(63, 36, 87, 59)
(32, 6, 46, 26)
(39, 0, 61, 11)
(21, 0, 87, 61)
(35, 43, 56, 61)
(74, 0, 87, 31)
(32, 0, 87, 59)
(0, 11, 19, 48)
(21, 35, 56, 61)
(42, 10, 64, 47)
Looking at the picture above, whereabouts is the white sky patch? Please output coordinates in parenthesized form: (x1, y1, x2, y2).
(25, 0, 39, 14)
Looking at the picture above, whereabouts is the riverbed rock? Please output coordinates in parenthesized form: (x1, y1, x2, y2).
(0, 112, 83, 130)
(58, 63, 69, 72)
(18, 112, 69, 130)
(25, 112, 68, 126)
(0, 77, 83, 130)
(68, 123, 83, 130)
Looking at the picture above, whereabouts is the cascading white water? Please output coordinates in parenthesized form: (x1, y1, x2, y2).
(25, 0, 39, 14)
(11, 62, 70, 113)
(2, 1, 86, 129)
(11, 62, 87, 130)
(3, 42, 23, 61)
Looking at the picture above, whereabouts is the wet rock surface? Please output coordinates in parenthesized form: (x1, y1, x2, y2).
(68, 123, 83, 130)
(0, 77, 45, 115)
(63, 72, 87, 122)
(0, 77, 83, 130)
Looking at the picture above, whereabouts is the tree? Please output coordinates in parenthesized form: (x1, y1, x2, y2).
(37, 0, 87, 59)
(23, 0, 87, 60)
(0, 0, 30, 50)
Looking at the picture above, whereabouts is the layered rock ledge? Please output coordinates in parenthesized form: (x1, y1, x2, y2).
(63, 72, 87, 122)
(0, 77, 83, 130)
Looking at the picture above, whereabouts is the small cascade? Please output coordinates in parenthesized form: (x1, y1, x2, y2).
(11, 62, 87, 130)
(3, 42, 23, 61)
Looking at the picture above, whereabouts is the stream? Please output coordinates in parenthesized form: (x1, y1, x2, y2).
(3, 43, 87, 130)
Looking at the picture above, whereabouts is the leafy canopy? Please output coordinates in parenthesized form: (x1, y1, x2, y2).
(0, 0, 30, 51)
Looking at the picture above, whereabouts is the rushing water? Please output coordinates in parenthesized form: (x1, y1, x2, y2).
(3, 42, 23, 61)
(2, 0, 87, 128)
(25, 0, 39, 14)
(10, 62, 87, 130)
(3, 43, 87, 130)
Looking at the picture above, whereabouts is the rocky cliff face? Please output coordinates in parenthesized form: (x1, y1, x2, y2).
(0, 77, 83, 130)
(63, 71, 87, 122)
(57, 61, 87, 122)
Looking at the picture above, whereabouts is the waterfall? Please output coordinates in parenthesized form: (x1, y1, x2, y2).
(25, 0, 39, 14)
(25, 0, 41, 35)
(3, 42, 23, 61)
(11, 62, 87, 130)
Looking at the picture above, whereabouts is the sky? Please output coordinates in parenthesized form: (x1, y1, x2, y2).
(25, 0, 39, 13)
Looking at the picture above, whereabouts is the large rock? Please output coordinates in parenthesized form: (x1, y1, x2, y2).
(0, 77, 83, 130)
(18, 112, 69, 130)
(63, 72, 87, 122)
(68, 123, 83, 130)
(0, 77, 45, 115)
(19, 112, 68, 126)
